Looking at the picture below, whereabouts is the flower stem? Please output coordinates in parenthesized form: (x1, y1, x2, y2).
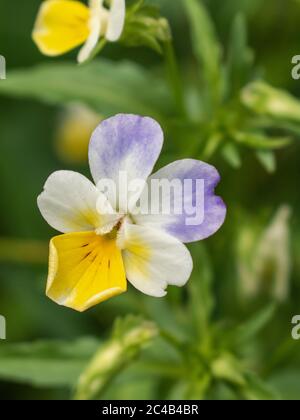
(163, 40, 187, 117)
(0, 238, 48, 264)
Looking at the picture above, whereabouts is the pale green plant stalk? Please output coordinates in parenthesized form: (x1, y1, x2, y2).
(163, 40, 187, 117)
(74, 319, 158, 400)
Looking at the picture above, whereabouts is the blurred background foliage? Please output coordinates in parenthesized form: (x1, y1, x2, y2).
(0, 0, 300, 400)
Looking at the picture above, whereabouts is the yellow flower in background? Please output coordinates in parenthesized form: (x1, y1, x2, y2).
(32, 0, 126, 63)
(55, 104, 102, 164)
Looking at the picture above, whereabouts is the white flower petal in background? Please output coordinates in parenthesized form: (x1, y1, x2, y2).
(255, 205, 292, 301)
(78, 0, 125, 62)
(238, 205, 292, 302)
(106, 0, 126, 42)
(32, 0, 126, 63)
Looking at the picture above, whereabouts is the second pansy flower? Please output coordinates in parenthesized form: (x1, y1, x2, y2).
(32, 0, 125, 63)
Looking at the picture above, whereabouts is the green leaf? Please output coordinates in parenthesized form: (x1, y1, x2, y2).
(268, 369, 300, 400)
(102, 370, 158, 400)
(241, 372, 279, 400)
(232, 303, 277, 346)
(169, 375, 211, 400)
(211, 353, 246, 387)
(226, 13, 254, 97)
(74, 316, 158, 400)
(0, 338, 100, 388)
(234, 131, 292, 150)
(256, 149, 276, 173)
(0, 61, 172, 120)
(222, 143, 242, 168)
(184, 0, 223, 109)
(141, 295, 190, 341)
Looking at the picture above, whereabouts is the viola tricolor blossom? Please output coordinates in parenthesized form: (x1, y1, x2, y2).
(32, 0, 125, 63)
(38, 114, 226, 312)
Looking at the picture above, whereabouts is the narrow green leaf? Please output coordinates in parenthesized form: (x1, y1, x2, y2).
(0, 61, 172, 119)
(0, 338, 100, 388)
(211, 353, 246, 387)
(256, 149, 276, 173)
(226, 13, 254, 97)
(184, 0, 223, 109)
(233, 303, 277, 346)
(241, 372, 279, 400)
(234, 131, 291, 150)
(222, 143, 242, 168)
(268, 369, 300, 400)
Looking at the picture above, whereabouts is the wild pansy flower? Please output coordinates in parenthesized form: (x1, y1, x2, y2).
(38, 114, 226, 312)
(32, 0, 125, 63)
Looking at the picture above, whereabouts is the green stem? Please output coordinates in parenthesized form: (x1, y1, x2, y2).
(0, 238, 48, 264)
(163, 40, 186, 117)
(74, 320, 158, 400)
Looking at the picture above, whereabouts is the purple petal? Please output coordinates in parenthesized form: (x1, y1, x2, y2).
(89, 114, 163, 186)
(134, 159, 226, 243)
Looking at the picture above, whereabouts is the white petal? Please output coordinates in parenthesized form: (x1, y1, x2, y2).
(78, 1, 103, 63)
(37, 170, 103, 233)
(118, 222, 193, 297)
(106, 0, 125, 42)
(89, 0, 104, 8)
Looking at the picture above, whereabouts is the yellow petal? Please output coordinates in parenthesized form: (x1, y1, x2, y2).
(32, 0, 90, 56)
(47, 231, 127, 312)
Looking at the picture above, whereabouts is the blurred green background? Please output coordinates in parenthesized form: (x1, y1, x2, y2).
(0, 0, 300, 400)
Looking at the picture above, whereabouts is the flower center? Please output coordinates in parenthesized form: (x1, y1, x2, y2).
(94, 214, 125, 237)
(106, 221, 122, 240)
